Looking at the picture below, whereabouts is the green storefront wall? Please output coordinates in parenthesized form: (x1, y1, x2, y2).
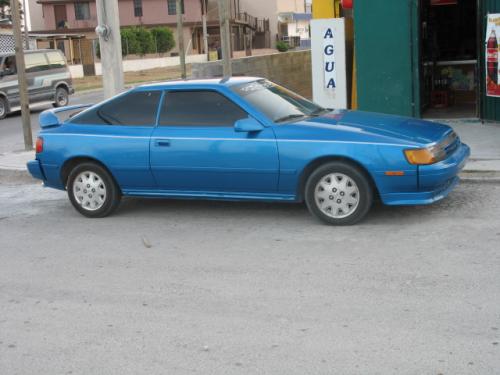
(480, 0, 500, 121)
(354, 0, 500, 121)
(354, 0, 420, 118)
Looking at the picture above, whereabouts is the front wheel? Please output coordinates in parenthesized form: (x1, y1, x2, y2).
(67, 162, 121, 218)
(305, 162, 373, 225)
(0, 97, 8, 119)
(53, 86, 69, 107)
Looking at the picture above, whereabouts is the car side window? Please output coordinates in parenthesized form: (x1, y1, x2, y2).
(70, 91, 161, 126)
(25, 53, 49, 73)
(159, 90, 247, 127)
(1, 56, 17, 76)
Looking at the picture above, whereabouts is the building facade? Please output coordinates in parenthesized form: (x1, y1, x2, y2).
(34, 0, 270, 55)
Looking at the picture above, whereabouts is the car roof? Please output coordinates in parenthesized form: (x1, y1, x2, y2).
(137, 76, 262, 90)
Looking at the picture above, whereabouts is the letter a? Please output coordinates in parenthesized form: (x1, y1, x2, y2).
(326, 78, 336, 88)
(324, 28, 333, 39)
(325, 61, 335, 72)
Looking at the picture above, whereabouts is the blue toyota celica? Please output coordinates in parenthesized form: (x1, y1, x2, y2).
(27, 77, 470, 225)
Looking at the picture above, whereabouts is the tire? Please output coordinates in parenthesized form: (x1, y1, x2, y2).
(0, 96, 8, 119)
(67, 162, 121, 218)
(53, 86, 69, 108)
(305, 161, 373, 225)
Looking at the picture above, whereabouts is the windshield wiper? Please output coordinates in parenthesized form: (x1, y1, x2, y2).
(310, 108, 329, 117)
(274, 114, 306, 123)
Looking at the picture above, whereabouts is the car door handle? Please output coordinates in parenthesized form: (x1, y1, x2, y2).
(154, 139, 171, 147)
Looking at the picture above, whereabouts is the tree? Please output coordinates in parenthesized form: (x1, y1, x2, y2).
(151, 27, 175, 55)
(0, 0, 24, 21)
(132, 27, 155, 56)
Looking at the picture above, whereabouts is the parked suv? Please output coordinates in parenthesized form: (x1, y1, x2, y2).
(0, 49, 74, 119)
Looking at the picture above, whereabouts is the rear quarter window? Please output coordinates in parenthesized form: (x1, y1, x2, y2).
(70, 90, 161, 126)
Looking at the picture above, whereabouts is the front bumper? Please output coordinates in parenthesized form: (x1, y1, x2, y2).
(381, 143, 470, 206)
(27, 159, 45, 181)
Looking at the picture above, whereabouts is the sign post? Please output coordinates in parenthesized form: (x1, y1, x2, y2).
(311, 18, 348, 109)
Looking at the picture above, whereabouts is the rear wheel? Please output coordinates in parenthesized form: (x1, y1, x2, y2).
(67, 162, 121, 218)
(305, 162, 373, 225)
(0, 97, 8, 119)
(53, 86, 69, 107)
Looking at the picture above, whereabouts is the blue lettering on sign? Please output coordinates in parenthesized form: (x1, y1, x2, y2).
(324, 45, 334, 55)
(326, 78, 336, 88)
(324, 28, 334, 39)
(325, 61, 335, 72)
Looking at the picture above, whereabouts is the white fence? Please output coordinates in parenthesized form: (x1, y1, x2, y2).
(69, 54, 207, 79)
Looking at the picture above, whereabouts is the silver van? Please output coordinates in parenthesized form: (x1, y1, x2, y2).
(0, 49, 74, 119)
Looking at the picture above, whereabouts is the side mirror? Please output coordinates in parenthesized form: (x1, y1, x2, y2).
(234, 117, 264, 133)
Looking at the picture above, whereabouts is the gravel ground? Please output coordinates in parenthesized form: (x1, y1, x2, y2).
(1, 181, 499, 375)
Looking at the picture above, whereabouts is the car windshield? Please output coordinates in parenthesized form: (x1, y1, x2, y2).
(231, 79, 327, 123)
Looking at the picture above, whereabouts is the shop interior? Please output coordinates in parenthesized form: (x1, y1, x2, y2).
(420, 0, 479, 118)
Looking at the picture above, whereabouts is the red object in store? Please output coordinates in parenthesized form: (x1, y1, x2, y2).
(487, 30, 498, 85)
(430, 0, 457, 5)
(341, 0, 353, 9)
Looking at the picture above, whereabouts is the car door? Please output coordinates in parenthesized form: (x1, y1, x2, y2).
(149, 89, 280, 194)
(66, 89, 161, 190)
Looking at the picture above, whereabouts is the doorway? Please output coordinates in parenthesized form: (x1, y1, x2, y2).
(420, 0, 479, 119)
(54, 5, 67, 29)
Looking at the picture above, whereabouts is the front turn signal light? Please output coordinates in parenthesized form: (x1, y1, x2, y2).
(404, 148, 438, 165)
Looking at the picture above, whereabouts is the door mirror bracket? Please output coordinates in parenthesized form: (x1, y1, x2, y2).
(234, 117, 264, 133)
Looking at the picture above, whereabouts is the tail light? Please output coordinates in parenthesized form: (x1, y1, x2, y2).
(35, 137, 43, 153)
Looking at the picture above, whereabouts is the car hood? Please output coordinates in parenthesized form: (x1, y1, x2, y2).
(296, 110, 453, 145)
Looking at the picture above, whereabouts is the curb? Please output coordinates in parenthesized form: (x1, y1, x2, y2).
(2, 167, 500, 185)
(0, 168, 37, 184)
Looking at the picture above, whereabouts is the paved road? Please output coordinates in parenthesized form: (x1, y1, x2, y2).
(1, 180, 499, 374)
(0, 91, 103, 154)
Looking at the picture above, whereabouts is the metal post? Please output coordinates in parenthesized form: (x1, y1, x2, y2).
(95, 0, 124, 98)
(22, 0, 29, 49)
(11, 0, 32, 150)
(218, 0, 232, 78)
(176, 0, 186, 79)
(202, 0, 209, 56)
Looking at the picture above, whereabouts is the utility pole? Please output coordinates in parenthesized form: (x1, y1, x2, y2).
(218, 0, 231, 78)
(95, 0, 124, 99)
(176, 0, 186, 79)
(22, 0, 29, 49)
(11, 0, 32, 150)
(201, 0, 209, 57)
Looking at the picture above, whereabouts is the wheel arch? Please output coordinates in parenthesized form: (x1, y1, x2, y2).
(60, 156, 120, 192)
(54, 81, 70, 92)
(297, 155, 380, 201)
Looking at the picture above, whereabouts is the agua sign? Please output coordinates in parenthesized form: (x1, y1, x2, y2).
(311, 18, 348, 109)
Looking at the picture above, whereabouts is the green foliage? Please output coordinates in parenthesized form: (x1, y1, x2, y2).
(97, 27, 176, 59)
(132, 27, 155, 56)
(151, 27, 175, 54)
(120, 27, 139, 56)
(276, 41, 289, 53)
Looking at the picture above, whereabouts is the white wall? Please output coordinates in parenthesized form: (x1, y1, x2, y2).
(68, 54, 208, 78)
(27, 0, 45, 31)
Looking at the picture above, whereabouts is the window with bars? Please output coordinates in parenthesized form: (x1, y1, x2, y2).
(133, 0, 143, 17)
(167, 0, 184, 15)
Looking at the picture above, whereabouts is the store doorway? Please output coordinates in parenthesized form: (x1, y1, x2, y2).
(420, 0, 479, 119)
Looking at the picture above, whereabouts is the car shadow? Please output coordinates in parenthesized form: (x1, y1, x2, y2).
(112, 188, 470, 226)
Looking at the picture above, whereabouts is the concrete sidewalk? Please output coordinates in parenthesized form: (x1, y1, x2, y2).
(0, 119, 499, 182)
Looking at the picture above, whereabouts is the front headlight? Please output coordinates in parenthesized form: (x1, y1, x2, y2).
(404, 145, 446, 165)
